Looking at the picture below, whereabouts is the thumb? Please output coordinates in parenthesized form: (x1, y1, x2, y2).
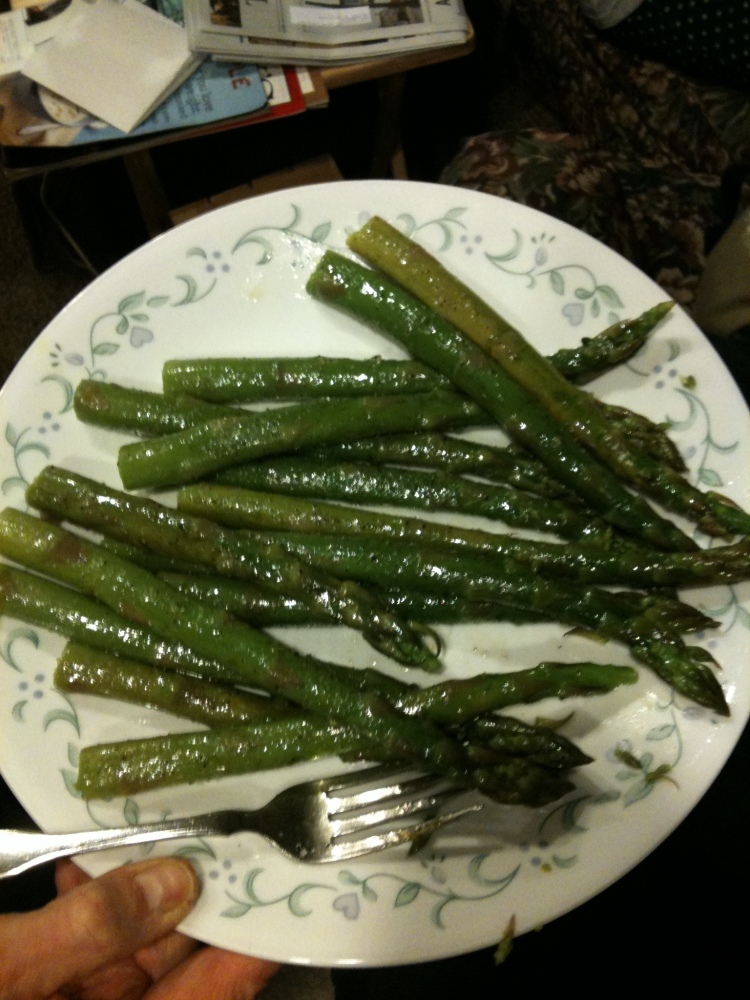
(0, 857, 200, 1000)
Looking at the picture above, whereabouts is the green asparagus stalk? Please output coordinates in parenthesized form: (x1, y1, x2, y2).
(0, 508, 480, 780)
(227, 529, 726, 714)
(74, 379, 582, 504)
(161, 312, 656, 399)
(57, 642, 592, 775)
(74, 722, 577, 802)
(348, 217, 747, 536)
(116, 389, 484, 491)
(213, 458, 607, 542)
(162, 355, 451, 401)
(74, 720, 365, 800)
(26, 466, 442, 672)
(56, 641, 295, 726)
(161, 573, 548, 626)
(73, 380, 233, 436)
(547, 306, 670, 383)
(0, 563, 224, 679)
(306, 432, 582, 501)
(177, 484, 750, 589)
(0, 562, 637, 721)
(307, 250, 694, 553)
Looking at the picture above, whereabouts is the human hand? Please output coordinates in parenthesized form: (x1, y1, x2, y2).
(0, 857, 280, 1000)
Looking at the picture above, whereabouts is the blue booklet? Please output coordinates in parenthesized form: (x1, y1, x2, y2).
(67, 58, 267, 146)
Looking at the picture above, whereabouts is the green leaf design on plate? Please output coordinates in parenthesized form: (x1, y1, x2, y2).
(222, 903, 251, 918)
(187, 248, 208, 259)
(396, 213, 417, 236)
(647, 723, 676, 741)
(623, 779, 653, 807)
(130, 313, 149, 322)
(41, 374, 75, 413)
(552, 854, 578, 869)
(43, 708, 81, 735)
(116, 316, 129, 335)
(2, 476, 27, 496)
(337, 871, 361, 886)
(118, 292, 145, 313)
(147, 296, 169, 307)
(574, 287, 593, 300)
(11, 700, 27, 721)
(124, 798, 140, 826)
(597, 284, 624, 308)
(288, 884, 321, 917)
(548, 270, 565, 295)
(698, 468, 723, 487)
(67, 742, 80, 767)
(172, 842, 217, 859)
(2, 627, 39, 671)
(93, 343, 120, 357)
(61, 767, 82, 798)
(310, 222, 331, 244)
(394, 882, 421, 908)
(5, 423, 18, 447)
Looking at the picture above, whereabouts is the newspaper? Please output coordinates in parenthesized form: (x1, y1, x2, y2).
(199, 27, 467, 66)
(185, 0, 468, 64)
(187, 0, 466, 45)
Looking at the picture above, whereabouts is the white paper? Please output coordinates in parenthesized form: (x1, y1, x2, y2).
(0, 11, 34, 77)
(21, 0, 202, 132)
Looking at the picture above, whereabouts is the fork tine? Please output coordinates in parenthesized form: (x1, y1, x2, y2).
(331, 789, 462, 838)
(313, 764, 412, 794)
(326, 803, 483, 862)
(328, 773, 454, 814)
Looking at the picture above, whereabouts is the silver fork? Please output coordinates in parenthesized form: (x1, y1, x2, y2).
(0, 766, 481, 878)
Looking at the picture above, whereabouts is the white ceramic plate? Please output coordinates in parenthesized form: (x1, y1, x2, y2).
(1, 180, 748, 968)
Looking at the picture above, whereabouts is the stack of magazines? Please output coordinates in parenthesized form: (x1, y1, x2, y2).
(184, 0, 469, 66)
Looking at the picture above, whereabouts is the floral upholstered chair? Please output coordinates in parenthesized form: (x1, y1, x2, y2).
(441, 0, 750, 314)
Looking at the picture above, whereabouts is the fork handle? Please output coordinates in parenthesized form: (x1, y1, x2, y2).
(0, 816, 224, 880)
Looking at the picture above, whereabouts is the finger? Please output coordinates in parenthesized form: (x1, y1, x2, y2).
(0, 857, 200, 1000)
(146, 947, 281, 1000)
(134, 930, 199, 982)
(52, 861, 196, 1000)
(55, 857, 90, 895)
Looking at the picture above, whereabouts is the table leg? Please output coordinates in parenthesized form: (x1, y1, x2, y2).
(122, 149, 171, 238)
(372, 72, 407, 179)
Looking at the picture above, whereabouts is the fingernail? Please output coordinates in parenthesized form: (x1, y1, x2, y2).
(134, 860, 197, 914)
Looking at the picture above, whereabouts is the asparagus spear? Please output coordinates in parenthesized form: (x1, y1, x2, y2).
(2, 563, 629, 722)
(26, 466, 442, 673)
(116, 389, 484, 491)
(161, 312, 655, 399)
(56, 641, 294, 726)
(348, 217, 748, 537)
(161, 573, 548, 627)
(162, 356, 451, 401)
(58, 643, 592, 783)
(548, 307, 670, 383)
(73, 380, 234, 436)
(74, 722, 575, 802)
(177, 484, 750, 589)
(226, 529, 726, 714)
(0, 508, 480, 780)
(0, 563, 222, 679)
(306, 250, 695, 553)
(78, 377, 683, 488)
(213, 457, 607, 542)
(306, 432, 582, 501)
